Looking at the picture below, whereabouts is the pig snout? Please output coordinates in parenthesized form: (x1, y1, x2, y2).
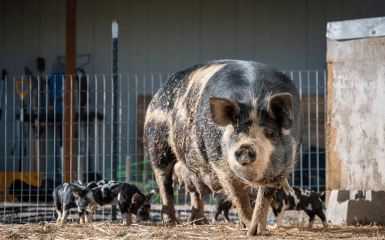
(234, 145, 257, 166)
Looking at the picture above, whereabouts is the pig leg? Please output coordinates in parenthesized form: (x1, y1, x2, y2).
(79, 209, 86, 224)
(247, 186, 275, 236)
(223, 207, 230, 224)
(153, 164, 177, 225)
(188, 192, 209, 225)
(61, 205, 71, 224)
(273, 204, 286, 228)
(119, 203, 133, 226)
(55, 210, 62, 224)
(213, 170, 253, 227)
(85, 211, 93, 223)
(314, 208, 328, 229)
(305, 210, 315, 228)
(146, 124, 177, 225)
(213, 210, 220, 223)
(121, 212, 132, 226)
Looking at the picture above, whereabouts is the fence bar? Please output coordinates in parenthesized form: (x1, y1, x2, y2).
(63, 0, 77, 183)
(111, 19, 119, 220)
(126, 156, 131, 183)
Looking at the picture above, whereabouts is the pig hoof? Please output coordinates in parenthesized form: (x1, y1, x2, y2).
(267, 224, 275, 230)
(246, 227, 257, 236)
(188, 215, 209, 225)
(322, 222, 328, 229)
(246, 226, 267, 236)
(162, 218, 177, 226)
(272, 224, 279, 229)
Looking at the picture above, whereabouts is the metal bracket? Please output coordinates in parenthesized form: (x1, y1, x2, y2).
(327, 16, 385, 40)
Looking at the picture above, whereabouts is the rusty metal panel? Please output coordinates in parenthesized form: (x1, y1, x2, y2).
(327, 17, 385, 40)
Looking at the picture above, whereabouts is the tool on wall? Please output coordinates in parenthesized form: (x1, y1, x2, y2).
(0, 70, 6, 120)
(25, 58, 49, 173)
(36, 57, 47, 173)
(15, 79, 30, 171)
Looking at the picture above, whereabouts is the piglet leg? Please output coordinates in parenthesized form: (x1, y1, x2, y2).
(85, 211, 94, 223)
(79, 209, 86, 224)
(122, 212, 132, 226)
(61, 208, 70, 225)
(56, 210, 62, 224)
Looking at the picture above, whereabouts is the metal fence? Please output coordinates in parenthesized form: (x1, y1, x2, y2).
(0, 70, 327, 223)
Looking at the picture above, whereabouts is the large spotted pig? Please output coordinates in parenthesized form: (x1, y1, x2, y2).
(144, 60, 303, 235)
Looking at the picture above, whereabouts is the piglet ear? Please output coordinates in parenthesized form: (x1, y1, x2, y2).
(267, 93, 294, 130)
(73, 185, 83, 197)
(132, 193, 143, 204)
(146, 190, 156, 200)
(92, 187, 102, 195)
(209, 97, 240, 127)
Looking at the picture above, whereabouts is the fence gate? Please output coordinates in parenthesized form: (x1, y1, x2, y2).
(0, 70, 326, 223)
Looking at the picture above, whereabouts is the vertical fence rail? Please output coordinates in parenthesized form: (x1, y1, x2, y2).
(0, 70, 326, 223)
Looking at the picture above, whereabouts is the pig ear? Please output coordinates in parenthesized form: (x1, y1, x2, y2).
(92, 187, 102, 195)
(73, 186, 83, 197)
(209, 97, 240, 127)
(267, 93, 294, 130)
(146, 190, 156, 200)
(132, 193, 143, 204)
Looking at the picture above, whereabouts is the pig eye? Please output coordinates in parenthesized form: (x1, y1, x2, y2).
(235, 120, 252, 133)
(264, 129, 277, 139)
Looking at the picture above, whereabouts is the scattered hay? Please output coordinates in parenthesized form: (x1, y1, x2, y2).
(0, 221, 384, 239)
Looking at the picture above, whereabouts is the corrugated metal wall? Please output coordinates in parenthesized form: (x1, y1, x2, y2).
(1, 0, 384, 76)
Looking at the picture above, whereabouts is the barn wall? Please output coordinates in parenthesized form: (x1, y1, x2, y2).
(1, 0, 385, 76)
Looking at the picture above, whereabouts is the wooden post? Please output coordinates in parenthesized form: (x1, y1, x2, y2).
(63, 0, 77, 183)
(126, 156, 131, 183)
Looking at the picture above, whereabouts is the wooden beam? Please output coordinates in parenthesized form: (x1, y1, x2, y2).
(63, 0, 77, 183)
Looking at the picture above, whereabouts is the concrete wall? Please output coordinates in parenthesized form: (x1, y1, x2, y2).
(327, 37, 385, 191)
(1, 0, 385, 76)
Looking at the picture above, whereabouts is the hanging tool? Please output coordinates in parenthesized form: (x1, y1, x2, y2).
(0, 70, 5, 120)
(15, 79, 30, 171)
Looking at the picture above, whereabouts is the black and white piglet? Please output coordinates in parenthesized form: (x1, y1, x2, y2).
(272, 187, 327, 229)
(213, 193, 256, 224)
(53, 183, 101, 224)
(83, 180, 155, 225)
(213, 187, 327, 229)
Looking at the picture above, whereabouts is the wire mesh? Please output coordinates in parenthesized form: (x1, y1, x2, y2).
(0, 70, 327, 223)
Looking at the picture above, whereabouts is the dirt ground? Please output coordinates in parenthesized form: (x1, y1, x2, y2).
(1, 221, 384, 240)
